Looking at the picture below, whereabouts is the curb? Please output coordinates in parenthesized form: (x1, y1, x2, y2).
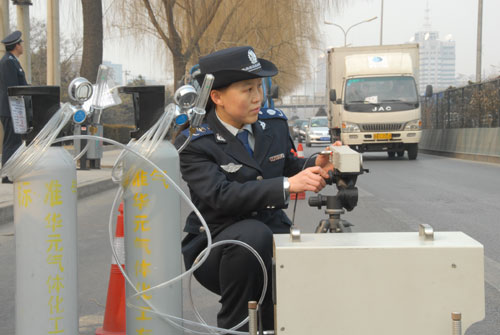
(0, 177, 117, 225)
(419, 149, 500, 165)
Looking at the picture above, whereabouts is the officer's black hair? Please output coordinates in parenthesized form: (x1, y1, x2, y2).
(5, 43, 17, 52)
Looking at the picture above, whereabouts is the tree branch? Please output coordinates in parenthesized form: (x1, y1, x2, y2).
(142, 0, 171, 50)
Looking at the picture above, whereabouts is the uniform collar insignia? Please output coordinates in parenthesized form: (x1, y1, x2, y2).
(216, 133, 226, 142)
(192, 126, 209, 137)
(220, 162, 242, 173)
(258, 120, 266, 130)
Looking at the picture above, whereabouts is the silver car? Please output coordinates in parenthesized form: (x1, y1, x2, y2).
(305, 116, 330, 147)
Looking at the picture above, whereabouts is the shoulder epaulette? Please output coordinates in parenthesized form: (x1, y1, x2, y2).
(181, 124, 213, 141)
(258, 108, 288, 121)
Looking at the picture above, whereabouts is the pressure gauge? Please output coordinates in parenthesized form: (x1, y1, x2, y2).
(72, 109, 87, 124)
(68, 77, 93, 103)
(174, 85, 198, 110)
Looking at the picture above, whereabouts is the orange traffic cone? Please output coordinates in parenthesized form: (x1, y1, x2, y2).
(296, 143, 304, 159)
(291, 144, 306, 200)
(290, 148, 298, 157)
(96, 203, 126, 335)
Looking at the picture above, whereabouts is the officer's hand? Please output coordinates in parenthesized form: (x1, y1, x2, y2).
(314, 141, 342, 172)
(289, 166, 329, 193)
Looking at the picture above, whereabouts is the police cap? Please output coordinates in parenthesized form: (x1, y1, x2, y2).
(196, 46, 278, 89)
(1, 30, 22, 46)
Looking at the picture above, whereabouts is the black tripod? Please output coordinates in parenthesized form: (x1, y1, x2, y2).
(308, 171, 360, 233)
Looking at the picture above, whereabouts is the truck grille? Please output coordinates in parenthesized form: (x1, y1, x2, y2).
(360, 123, 403, 132)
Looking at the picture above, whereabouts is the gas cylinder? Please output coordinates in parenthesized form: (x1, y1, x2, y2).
(14, 147, 78, 334)
(7, 86, 78, 335)
(122, 140, 182, 334)
(119, 85, 182, 334)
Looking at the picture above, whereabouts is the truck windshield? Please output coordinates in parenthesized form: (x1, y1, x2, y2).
(345, 76, 418, 105)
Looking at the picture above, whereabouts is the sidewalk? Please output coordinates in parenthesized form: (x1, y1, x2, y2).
(0, 146, 123, 225)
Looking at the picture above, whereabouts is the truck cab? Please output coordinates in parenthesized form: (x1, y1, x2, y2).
(327, 44, 424, 160)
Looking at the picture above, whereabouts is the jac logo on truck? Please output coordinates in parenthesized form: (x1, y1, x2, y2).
(372, 106, 392, 112)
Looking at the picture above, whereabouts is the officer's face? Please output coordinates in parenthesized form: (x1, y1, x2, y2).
(212, 78, 263, 129)
(14, 42, 23, 56)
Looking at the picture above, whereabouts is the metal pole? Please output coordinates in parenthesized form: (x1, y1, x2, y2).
(15, 1, 31, 83)
(379, 0, 384, 45)
(47, 0, 60, 85)
(248, 301, 258, 335)
(0, 0, 8, 152)
(0, 0, 9, 57)
(476, 0, 483, 83)
(304, 77, 307, 117)
(451, 312, 462, 335)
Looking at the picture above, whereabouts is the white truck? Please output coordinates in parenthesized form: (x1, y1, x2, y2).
(326, 44, 432, 160)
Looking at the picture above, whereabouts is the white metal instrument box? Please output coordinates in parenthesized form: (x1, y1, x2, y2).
(273, 232, 484, 335)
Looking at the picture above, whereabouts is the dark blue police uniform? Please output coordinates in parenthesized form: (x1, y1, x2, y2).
(175, 107, 311, 331)
(1, 31, 27, 178)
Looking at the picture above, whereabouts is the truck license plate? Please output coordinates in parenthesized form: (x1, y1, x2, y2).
(320, 137, 330, 141)
(374, 133, 392, 140)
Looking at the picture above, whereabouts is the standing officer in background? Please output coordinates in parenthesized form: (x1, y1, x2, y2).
(175, 46, 337, 332)
(0, 30, 27, 183)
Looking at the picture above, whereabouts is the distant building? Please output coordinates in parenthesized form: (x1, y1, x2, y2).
(103, 60, 123, 85)
(412, 4, 456, 93)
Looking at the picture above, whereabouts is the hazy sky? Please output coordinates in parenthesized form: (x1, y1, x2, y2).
(322, 0, 498, 78)
(23, 0, 500, 83)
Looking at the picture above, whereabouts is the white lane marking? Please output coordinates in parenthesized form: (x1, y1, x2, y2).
(382, 207, 423, 230)
(357, 186, 374, 197)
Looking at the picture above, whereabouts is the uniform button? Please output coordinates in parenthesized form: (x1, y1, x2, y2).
(199, 226, 205, 233)
(256, 176, 263, 181)
(251, 211, 258, 216)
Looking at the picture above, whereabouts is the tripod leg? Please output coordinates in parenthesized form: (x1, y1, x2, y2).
(315, 219, 330, 233)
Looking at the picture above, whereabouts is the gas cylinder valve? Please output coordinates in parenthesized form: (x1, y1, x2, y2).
(68, 77, 93, 124)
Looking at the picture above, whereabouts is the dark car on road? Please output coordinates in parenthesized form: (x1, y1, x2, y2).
(292, 119, 309, 141)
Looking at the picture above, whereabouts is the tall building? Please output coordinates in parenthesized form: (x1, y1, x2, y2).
(103, 60, 123, 85)
(412, 4, 456, 93)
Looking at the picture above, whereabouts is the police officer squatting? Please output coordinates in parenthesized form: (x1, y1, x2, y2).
(0, 30, 28, 183)
(174, 46, 338, 332)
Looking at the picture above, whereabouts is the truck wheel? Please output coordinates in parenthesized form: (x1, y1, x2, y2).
(408, 144, 418, 160)
(397, 151, 404, 157)
(306, 141, 311, 147)
(387, 152, 395, 158)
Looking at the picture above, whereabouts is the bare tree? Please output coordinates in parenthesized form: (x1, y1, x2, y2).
(108, 0, 343, 91)
(80, 0, 103, 82)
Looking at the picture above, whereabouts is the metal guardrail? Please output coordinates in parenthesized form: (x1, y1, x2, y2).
(421, 78, 500, 129)
(275, 104, 326, 109)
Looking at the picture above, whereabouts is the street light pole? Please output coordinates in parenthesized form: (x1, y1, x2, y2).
(476, 0, 483, 82)
(324, 16, 377, 47)
(380, 0, 384, 45)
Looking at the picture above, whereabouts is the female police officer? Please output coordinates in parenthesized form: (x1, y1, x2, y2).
(174, 46, 334, 332)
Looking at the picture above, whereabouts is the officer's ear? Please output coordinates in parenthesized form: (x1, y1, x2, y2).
(210, 89, 224, 107)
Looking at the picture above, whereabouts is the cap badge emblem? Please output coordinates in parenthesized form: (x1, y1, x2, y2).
(248, 50, 258, 64)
